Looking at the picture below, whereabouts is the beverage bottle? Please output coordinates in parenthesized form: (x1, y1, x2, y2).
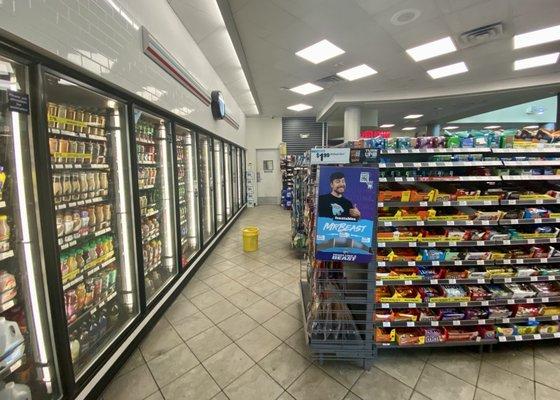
(0, 382, 32, 399)
(98, 310, 108, 335)
(79, 324, 90, 354)
(108, 304, 119, 326)
(69, 330, 80, 363)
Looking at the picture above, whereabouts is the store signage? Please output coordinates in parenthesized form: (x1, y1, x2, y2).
(310, 148, 350, 164)
(315, 165, 378, 263)
(7, 90, 29, 114)
(211, 91, 226, 120)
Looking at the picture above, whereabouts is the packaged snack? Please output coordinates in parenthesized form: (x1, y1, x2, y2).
(441, 285, 468, 299)
(531, 281, 560, 297)
(439, 308, 465, 320)
(424, 328, 445, 343)
(446, 327, 479, 341)
(374, 310, 393, 321)
(515, 267, 539, 277)
(418, 286, 442, 301)
(539, 305, 560, 316)
(496, 325, 515, 336)
(538, 323, 559, 334)
(418, 308, 438, 321)
(515, 323, 538, 335)
(375, 328, 396, 343)
(464, 308, 489, 320)
(396, 329, 425, 345)
(505, 283, 536, 298)
(467, 285, 492, 300)
(514, 304, 539, 317)
(478, 325, 496, 339)
(487, 285, 513, 299)
(488, 306, 513, 319)
(393, 310, 418, 322)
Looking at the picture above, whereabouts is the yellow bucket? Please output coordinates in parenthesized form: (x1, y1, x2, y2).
(242, 227, 259, 252)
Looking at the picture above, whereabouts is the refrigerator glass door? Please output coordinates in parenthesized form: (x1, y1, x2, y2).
(232, 147, 239, 213)
(198, 134, 215, 243)
(236, 148, 243, 207)
(224, 143, 232, 220)
(132, 109, 177, 303)
(0, 55, 62, 399)
(175, 125, 200, 268)
(44, 73, 139, 378)
(213, 140, 225, 230)
(241, 149, 246, 205)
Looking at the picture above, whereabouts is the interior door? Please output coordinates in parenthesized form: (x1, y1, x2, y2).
(256, 148, 281, 205)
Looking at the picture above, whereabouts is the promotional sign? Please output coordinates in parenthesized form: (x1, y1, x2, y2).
(310, 148, 350, 164)
(315, 165, 378, 262)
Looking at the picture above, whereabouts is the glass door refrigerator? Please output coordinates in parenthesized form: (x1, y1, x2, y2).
(231, 147, 239, 213)
(236, 147, 243, 208)
(213, 140, 225, 230)
(223, 143, 232, 221)
(241, 149, 246, 206)
(0, 54, 62, 399)
(131, 109, 177, 303)
(197, 134, 215, 244)
(42, 71, 139, 382)
(175, 125, 200, 268)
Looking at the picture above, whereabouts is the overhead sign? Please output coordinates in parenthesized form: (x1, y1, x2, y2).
(315, 165, 378, 263)
(310, 148, 350, 164)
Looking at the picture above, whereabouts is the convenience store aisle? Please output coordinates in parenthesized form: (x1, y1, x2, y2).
(100, 206, 560, 400)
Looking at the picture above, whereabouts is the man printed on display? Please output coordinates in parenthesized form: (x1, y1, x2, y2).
(318, 172, 361, 221)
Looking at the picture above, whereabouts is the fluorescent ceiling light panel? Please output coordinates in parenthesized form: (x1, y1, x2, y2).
(402, 127, 416, 131)
(295, 39, 345, 64)
(484, 125, 501, 129)
(427, 61, 468, 79)
(406, 36, 457, 62)
(379, 124, 395, 128)
(443, 126, 459, 130)
(287, 103, 312, 112)
(514, 52, 559, 70)
(289, 82, 323, 95)
(404, 114, 423, 119)
(336, 64, 378, 81)
(514, 24, 560, 49)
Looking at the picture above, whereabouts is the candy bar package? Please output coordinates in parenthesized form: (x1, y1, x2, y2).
(488, 306, 513, 319)
(531, 281, 560, 297)
(439, 308, 465, 320)
(505, 283, 536, 298)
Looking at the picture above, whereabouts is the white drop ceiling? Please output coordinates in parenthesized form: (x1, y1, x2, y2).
(172, 0, 560, 125)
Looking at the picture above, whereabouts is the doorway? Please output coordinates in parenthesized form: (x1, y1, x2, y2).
(256, 148, 281, 205)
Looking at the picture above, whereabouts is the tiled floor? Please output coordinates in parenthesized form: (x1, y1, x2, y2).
(101, 205, 560, 400)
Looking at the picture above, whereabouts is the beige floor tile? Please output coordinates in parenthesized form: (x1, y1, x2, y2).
(283, 302, 303, 321)
(477, 362, 535, 400)
(161, 364, 220, 400)
(352, 367, 413, 400)
(224, 364, 284, 400)
(196, 266, 222, 280)
(172, 311, 214, 341)
(218, 312, 260, 340)
(186, 325, 233, 361)
(259, 344, 310, 388)
(201, 299, 240, 324)
(317, 361, 364, 389)
(164, 297, 199, 325)
(213, 279, 245, 298)
(535, 357, 560, 391)
(287, 366, 348, 400)
(228, 288, 262, 309)
(284, 329, 311, 359)
(534, 341, 560, 365)
(277, 392, 297, 400)
(144, 391, 164, 400)
(237, 325, 282, 362)
(429, 350, 481, 385)
(536, 383, 560, 400)
(190, 289, 224, 310)
(266, 288, 299, 309)
(102, 364, 158, 400)
(263, 311, 301, 340)
(203, 273, 234, 289)
(139, 318, 183, 362)
(222, 265, 251, 279)
(416, 364, 475, 400)
(236, 272, 266, 287)
(474, 388, 504, 400)
(202, 343, 255, 388)
(147, 343, 199, 388)
(181, 279, 211, 299)
(254, 266, 280, 279)
(410, 392, 430, 400)
(372, 352, 425, 388)
(483, 346, 534, 380)
(268, 271, 297, 287)
(244, 298, 282, 323)
(116, 349, 145, 377)
(211, 392, 229, 400)
(209, 260, 237, 272)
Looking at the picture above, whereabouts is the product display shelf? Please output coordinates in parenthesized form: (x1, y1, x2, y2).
(281, 155, 295, 210)
(374, 143, 560, 348)
(291, 155, 309, 250)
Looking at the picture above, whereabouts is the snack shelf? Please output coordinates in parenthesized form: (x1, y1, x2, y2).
(138, 184, 155, 190)
(377, 260, 494, 267)
(377, 296, 560, 309)
(503, 160, 560, 167)
(379, 148, 492, 154)
(492, 275, 560, 283)
(501, 199, 560, 205)
(142, 230, 160, 244)
(58, 227, 112, 250)
(52, 163, 110, 170)
(0, 299, 16, 313)
(49, 127, 107, 142)
(495, 257, 560, 265)
(141, 209, 159, 218)
(67, 290, 117, 328)
(377, 338, 497, 348)
(493, 148, 560, 154)
(499, 218, 560, 225)
(379, 161, 502, 168)
(0, 201, 5, 209)
(55, 196, 106, 211)
(136, 137, 156, 145)
(502, 175, 560, 181)
(62, 254, 116, 290)
(377, 237, 560, 248)
(379, 220, 498, 227)
(378, 200, 499, 207)
(375, 315, 560, 328)
(376, 278, 491, 286)
(137, 160, 157, 166)
(497, 333, 560, 342)
(379, 176, 502, 183)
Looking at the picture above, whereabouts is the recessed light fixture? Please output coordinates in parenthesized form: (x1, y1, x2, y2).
(484, 125, 501, 130)
(427, 61, 468, 79)
(406, 37, 456, 62)
(404, 114, 423, 119)
(287, 103, 313, 112)
(295, 39, 345, 64)
(289, 83, 323, 95)
(443, 126, 459, 130)
(336, 64, 378, 81)
(402, 127, 416, 131)
(523, 125, 539, 129)
(514, 24, 560, 49)
(379, 124, 395, 128)
(514, 52, 559, 70)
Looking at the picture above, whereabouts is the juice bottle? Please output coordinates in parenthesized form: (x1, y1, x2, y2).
(0, 167, 5, 202)
(0, 215, 10, 243)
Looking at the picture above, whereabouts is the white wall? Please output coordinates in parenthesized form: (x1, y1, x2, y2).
(0, 0, 245, 145)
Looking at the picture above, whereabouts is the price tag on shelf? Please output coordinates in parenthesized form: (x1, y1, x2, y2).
(507, 299, 515, 305)
(409, 242, 417, 247)
(453, 320, 460, 326)
(514, 335, 523, 341)
(531, 276, 539, 282)
(535, 218, 542, 224)
(430, 279, 438, 285)
(516, 259, 524, 264)
(527, 239, 536, 244)
(478, 319, 486, 325)
(449, 241, 457, 246)
(460, 302, 468, 307)
(503, 240, 511, 245)
(536, 199, 544, 204)
(477, 241, 485, 246)
(443, 201, 451, 206)
(448, 279, 457, 284)
(503, 259, 512, 264)
(428, 303, 436, 308)
(543, 297, 550, 303)
(404, 280, 413, 285)
(456, 261, 464, 265)
(534, 334, 542, 340)
(428, 242, 436, 247)
(431, 321, 439, 326)
(406, 322, 415, 327)
(395, 177, 403, 182)
(528, 317, 536, 322)
(414, 163, 422, 168)
(527, 298, 534, 304)
(498, 336, 506, 342)
(382, 303, 389, 309)
(447, 221, 455, 226)
(459, 201, 467, 206)
(552, 315, 559, 321)
(378, 243, 386, 248)
(419, 202, 428, 207)
(416, 221, 425, 226)
(407, 262, 415, 266)
(549, 276, 556, 281)
(481, 301, 489, 306)
(484, 201, 492, 205)
(478, 279, 486, 284)
(510, 219, 519, 225)
(476, 260, 485, 265)
(395, 163, 404, 168)
(408, 303, 417, 308)
(383, 322, 391, 327)
(503, 318, 510, 323)
(376, 281, 383, 286)
(555, 332, 560, 338)
(482, 221, 490, 226)
(432, 261, 440, 266)
(465, 221, 474, 225)
(504, 278, 512, 283)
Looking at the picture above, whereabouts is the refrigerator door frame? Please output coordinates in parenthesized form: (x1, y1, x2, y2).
(213, 137, 226, 231)
(128, 104, 179, 310)
(31, 65, 143, 396)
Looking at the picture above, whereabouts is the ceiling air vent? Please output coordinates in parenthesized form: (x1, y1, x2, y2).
(315, 74, 344, 87)
(459, 22, 504, 47)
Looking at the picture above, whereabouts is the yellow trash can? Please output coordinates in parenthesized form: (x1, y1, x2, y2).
(242, 227, 259, 252)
